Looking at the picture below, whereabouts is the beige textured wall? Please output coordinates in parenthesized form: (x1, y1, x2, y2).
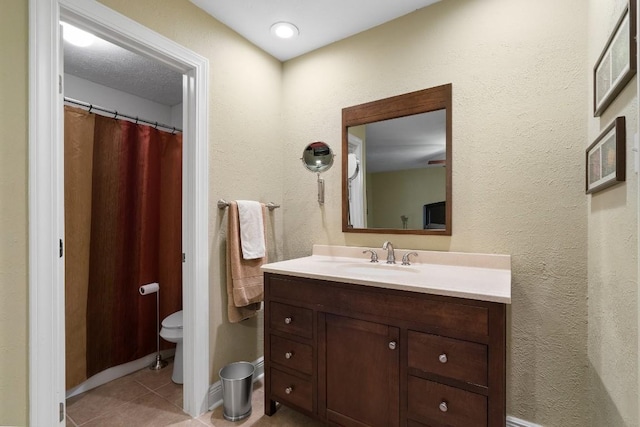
(282, 0, 589, 425)
(96, 0, 284, 381)
(587, 0, 639, 426)
(0, 1, 29, 425)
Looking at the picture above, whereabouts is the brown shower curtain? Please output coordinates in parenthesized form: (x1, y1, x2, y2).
(64, 106, 183, 389)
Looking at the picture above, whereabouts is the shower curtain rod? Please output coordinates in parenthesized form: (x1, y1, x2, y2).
(64, 96, 182, 134)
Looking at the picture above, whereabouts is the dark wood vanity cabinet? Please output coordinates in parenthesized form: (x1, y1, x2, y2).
(264, 273, 506, 427)
(322, 314, 400, 427)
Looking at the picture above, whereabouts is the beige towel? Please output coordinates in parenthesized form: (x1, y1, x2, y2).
(226, 201, 267, 323)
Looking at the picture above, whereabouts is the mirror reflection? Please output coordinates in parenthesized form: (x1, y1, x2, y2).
(348, 110, 446, 229)
(302, 141, 334, 172)
(342, 84, 452, 235)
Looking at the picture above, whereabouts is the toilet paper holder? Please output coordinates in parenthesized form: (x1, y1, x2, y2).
(139, 282, 168, 370)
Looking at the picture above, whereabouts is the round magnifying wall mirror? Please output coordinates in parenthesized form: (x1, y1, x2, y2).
(301, 141, 334, 205)
(302, 141, 334, 173)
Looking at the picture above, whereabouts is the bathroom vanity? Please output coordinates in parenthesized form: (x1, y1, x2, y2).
(262, 245, 511, 427)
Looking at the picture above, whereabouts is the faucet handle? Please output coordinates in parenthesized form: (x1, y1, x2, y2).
(401, 252, 418, 266)
(363, 249, 379, 263)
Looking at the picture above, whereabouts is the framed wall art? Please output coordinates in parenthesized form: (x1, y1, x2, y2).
(593, 0, 637, 117)
(586, 116, 626, 194)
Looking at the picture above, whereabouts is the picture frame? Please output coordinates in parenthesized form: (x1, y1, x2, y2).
(586, 116, 626, 194)
(593, 0, 637, 117)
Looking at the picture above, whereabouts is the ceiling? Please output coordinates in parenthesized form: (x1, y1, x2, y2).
(63, 0, 441, 106)
(365, 110, 446, 173)
(64, 37, 184, 106)
(190, 0, 441, 62)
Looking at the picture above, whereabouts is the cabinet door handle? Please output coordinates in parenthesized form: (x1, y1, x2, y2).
(439, 353, 448, 363)
(439, 401, 448, 412)
(285, 386, 293, 394)
(388, 341, 397, 350)
(285, 351, 294, 359)
(284, 317, 292, 324)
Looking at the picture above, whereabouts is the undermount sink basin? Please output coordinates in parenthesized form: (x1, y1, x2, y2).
(335, 262, 420, 277)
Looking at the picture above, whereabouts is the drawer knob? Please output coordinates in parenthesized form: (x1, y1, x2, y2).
(439, 353, 448, 363)
(388, 341, 397, 350)
(285, 386, 293, 395)
(284, 317, 293, 324)
(439, 401, 448, 412)
(285, 351, 294, 359)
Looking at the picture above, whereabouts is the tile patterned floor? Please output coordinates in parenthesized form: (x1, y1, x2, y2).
(66, 362, 324, 426)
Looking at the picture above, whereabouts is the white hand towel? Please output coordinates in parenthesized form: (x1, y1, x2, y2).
(236, 200, 266, 259)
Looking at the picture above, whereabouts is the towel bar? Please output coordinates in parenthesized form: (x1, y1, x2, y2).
(217, 199, 281, 211)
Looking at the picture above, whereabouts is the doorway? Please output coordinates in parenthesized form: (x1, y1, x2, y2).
(63, 25, 184, 400)
(29, 0, 210, 424)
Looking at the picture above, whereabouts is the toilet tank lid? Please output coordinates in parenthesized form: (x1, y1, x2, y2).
(162, 310, 183, 329)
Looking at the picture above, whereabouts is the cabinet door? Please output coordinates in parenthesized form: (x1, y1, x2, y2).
(324, 314, 399, 427)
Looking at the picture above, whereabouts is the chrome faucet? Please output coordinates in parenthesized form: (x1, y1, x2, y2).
(402, 252, 418, 266)
(362, 249, 379, 263)
(382, 241, 396, 264)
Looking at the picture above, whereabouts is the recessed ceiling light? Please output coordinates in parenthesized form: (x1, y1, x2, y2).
(270, 22, 299, 39)
(61, 22, 96, 47)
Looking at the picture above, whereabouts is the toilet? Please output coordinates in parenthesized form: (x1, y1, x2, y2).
(160, 310, 183, 384)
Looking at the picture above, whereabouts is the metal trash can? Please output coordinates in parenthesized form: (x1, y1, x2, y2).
(219, 361, 255, 421)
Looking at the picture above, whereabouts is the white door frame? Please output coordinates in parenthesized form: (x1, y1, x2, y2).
(29, 0, 210, 424)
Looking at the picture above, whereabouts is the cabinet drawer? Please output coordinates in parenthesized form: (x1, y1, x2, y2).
(270, 368, 313, 412)
(267, 274, 490, 337)
(270, 302, 313, 339)
(408, 331, 487, 386)
(270, 334, 313, 375)
(408, 376, 487, 427)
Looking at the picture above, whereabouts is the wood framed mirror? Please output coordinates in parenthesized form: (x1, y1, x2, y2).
(342, 84, 452, 235)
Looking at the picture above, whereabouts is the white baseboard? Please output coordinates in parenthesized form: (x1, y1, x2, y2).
(66, 349, 175, 399)
(507, 415, 543, 427)
(208, 357, 265, 410)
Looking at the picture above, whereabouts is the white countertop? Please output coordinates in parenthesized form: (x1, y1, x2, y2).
(261, 245, 511, 304)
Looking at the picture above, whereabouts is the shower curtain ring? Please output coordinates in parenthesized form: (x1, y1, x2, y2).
(88, 104, 93, 113)
(113, 110, 118, 119)
(172, 127, 176, 134)
(154, 122, 158, 129)
(135, 117, 139, 124)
